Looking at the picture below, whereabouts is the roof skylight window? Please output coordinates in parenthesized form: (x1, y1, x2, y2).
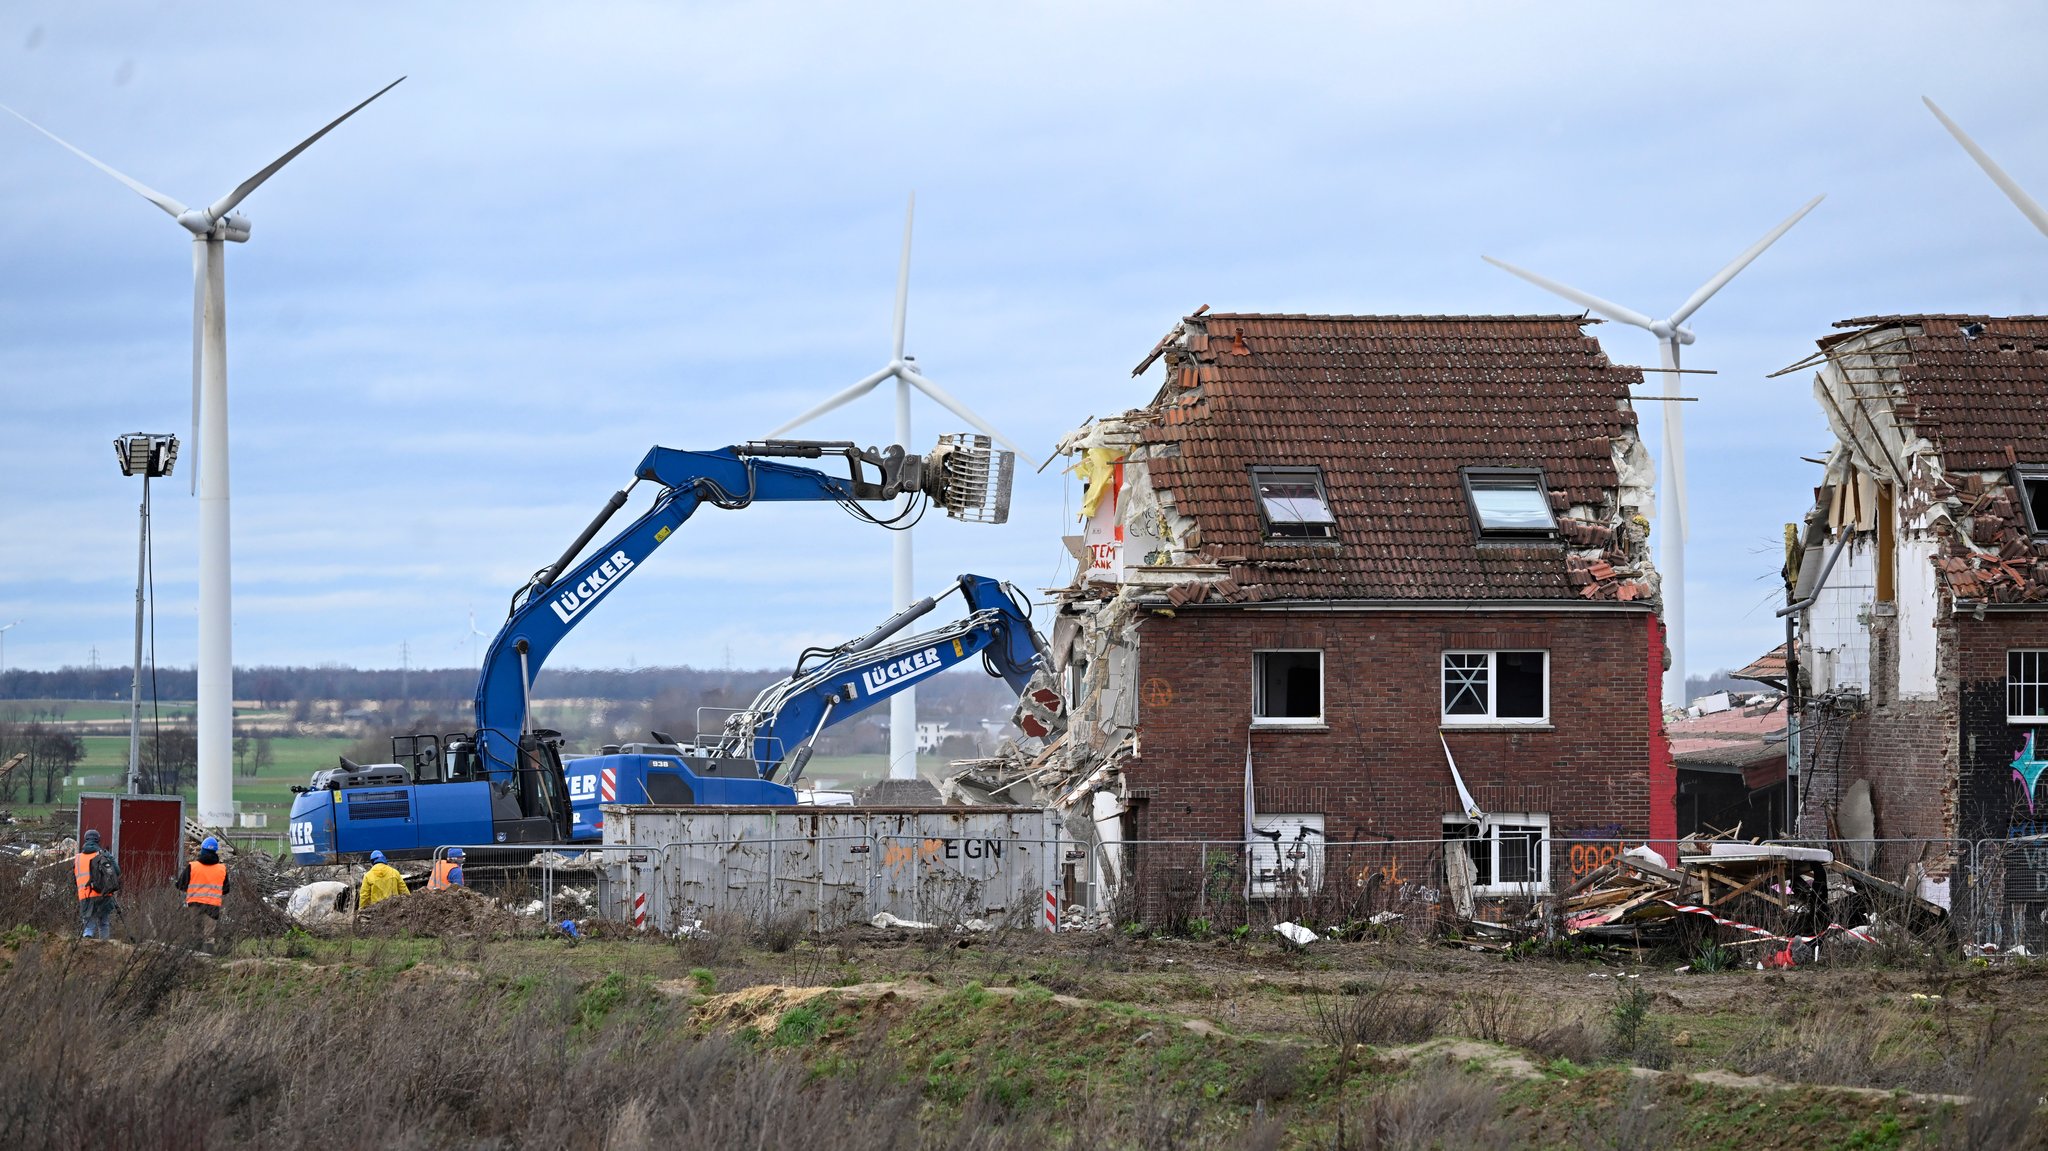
(1463, 468, 1558, 538)
(1251, 466, 1336, 540)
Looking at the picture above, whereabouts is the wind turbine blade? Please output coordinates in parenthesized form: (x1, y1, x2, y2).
(1924, 96, 2048, 242)
(204, 76, 405, 221)
(891, 193, 915, 362)
(1481, 256, 1656, 330)
(899, 367, 1038, 469)
(764, 365, 894, 439)
(1669, 194, 1825, 326)
(1, 105, 188, 218)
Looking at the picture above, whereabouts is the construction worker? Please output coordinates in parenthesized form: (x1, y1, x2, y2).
(74, 828, 118, 939)
(428, 847, 465, 891)
(174, 835, 230, 947)
(357, 850, 409, 909)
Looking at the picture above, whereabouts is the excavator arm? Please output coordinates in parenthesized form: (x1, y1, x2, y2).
(470, 437, 1012, 783)
(715, 573, 1048, 785)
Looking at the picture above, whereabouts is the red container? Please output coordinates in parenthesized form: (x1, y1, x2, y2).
(77, 793, 187, 892)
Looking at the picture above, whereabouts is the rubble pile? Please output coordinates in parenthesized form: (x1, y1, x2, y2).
(355, 885, 526, 938)
(1545, 835, 1949, 953)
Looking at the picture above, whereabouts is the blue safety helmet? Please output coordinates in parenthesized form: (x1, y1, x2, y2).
(200, 836, 220, 852)
(447, 847, 465, 859)
(370, 850, 387, 863)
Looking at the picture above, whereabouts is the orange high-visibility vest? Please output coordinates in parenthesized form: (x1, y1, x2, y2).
(428, 858, 460, 891)
(186, 860, 226, 908)
(75, 851, 100, 900)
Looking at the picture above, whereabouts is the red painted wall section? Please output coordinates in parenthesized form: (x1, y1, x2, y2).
(1647, 613, 1677, 854)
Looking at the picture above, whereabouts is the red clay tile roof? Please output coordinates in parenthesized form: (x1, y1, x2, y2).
(1139, 313, 1644, 601)
(1822, 315, 2048, 471)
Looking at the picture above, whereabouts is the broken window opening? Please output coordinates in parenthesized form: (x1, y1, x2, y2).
(1462, 467, 1558, 538)
(1441, 650, 1547, 725)
(1250, 466, 1337, 540)
(2008, 650, 2048, 723)
(1442, 813, 1550, 894)
(1253, 650, 1323, 724)
(2014, 467, 2048, 538)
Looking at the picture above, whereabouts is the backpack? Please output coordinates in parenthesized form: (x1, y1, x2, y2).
(89, 851, 121, 896)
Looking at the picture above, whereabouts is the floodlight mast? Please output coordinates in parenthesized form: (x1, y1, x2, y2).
(115, 433, 177, 795)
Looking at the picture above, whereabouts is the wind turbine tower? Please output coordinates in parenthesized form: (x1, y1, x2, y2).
(6, 79, 403, 825)
(1483, 194, 1823, 709)
(766, 196, 1033, 780)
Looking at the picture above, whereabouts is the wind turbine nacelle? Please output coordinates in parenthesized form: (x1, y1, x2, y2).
(1674, 327, 1696, 346)
(219, 213, 252, 242)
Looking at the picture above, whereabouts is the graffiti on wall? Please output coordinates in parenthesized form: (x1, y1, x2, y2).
(2015, 732, 2048, 817)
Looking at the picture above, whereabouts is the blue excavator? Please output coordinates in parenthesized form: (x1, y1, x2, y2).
(287, 434, 1033, 866)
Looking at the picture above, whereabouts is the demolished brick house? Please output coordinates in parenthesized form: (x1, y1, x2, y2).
(958, 311, 1677, 917)
(1785, 316, 2048, 909)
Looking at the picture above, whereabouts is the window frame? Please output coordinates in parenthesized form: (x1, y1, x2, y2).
(2013, 466, 2048, 539)
(1252, 649, 1325, 727)
(1460, 466, 1559, 540)
(1441, 649, 1550, 727)
(1441, 813, 1552, 895)
(1249, 465, 1338, 541)
(2009, 650, 2048, 724)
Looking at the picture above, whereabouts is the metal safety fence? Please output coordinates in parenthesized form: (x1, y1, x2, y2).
(430, 833, 2048, 951)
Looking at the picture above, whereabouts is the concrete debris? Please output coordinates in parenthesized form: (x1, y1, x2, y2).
(870, 911, 935, 930)
(856, 778, 945, 807)
(285, 881, 352, 926)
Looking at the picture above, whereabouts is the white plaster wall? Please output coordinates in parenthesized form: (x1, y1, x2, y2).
(1805, 539, 1876, 694)
(1896, 534, 1941, 700)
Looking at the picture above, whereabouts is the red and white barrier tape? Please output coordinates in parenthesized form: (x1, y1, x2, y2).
(1657, 899, 1876, 947)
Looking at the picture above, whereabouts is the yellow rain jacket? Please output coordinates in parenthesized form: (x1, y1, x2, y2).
(357, 863, 409, 909)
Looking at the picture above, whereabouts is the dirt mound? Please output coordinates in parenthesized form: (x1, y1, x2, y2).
(355, 887, 526, 938)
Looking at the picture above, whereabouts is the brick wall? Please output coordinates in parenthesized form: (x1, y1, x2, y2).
(1794, 606, 2048, 847)
(1124, 606, 1658, 845)
(1797, 599, 1958, 843)
(1956, 612, 2048, 842)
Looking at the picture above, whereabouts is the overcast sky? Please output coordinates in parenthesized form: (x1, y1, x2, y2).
(1, 2, 2045, 688)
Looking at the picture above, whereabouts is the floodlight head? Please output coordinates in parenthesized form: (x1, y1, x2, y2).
(925, 433, 1014, 524)
(114, 433, 179, 478)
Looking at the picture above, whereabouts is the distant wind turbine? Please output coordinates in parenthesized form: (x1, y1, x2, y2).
(5, 79, 404, 826)
(1483, 194, 1824, 709)
(466, 607, 489, 671)
(764, 195, 1033, 781)
(1924, 96, 2048, 241)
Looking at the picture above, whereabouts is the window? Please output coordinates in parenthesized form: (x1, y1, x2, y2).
(1249, 814, 1325, 898)
(2010, 651, 2048, 723)
(1462, 468, 1557, 538)
(1254, 650, 1323, 724)
(2015, 467, 2048, 538)
(1442, 650, 1548, 725)
(1442, 814, 1550, 895)
(1250, 466, 1337, 539)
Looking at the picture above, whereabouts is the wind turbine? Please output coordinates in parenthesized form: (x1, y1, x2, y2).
(0, 620, 18, 678)
(466, 607, 489, 671)
(765, 195, 1033, 781)
(1483, 194, 1824, 710)
(6, 78, 404, 826)
(1923, 97, 2048, 241)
